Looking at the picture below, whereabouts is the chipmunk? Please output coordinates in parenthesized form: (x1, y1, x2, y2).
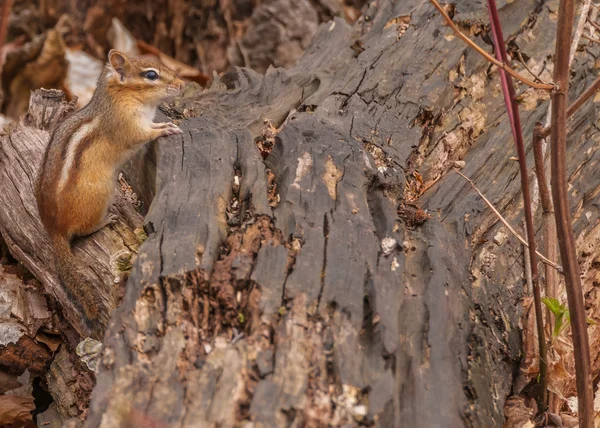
(35, 50, 184, 338)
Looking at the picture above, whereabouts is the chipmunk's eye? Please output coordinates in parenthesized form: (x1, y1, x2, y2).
(143, 70, 159, 81)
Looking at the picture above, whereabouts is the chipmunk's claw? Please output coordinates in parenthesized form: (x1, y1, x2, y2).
(154, 122, 183, 136)
(152, 122, 178, 129)
(105, 214, 118, 226)
(160, 126, 183, 137)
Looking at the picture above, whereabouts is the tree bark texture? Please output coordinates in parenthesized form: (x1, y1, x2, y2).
(2, 0, 600, 426)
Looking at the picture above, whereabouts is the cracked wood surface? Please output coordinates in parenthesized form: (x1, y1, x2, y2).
(88, 0, 600, 425)
(0, 0, 599, 426)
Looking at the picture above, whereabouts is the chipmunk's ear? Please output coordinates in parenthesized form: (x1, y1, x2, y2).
(108, 50, 129, 82)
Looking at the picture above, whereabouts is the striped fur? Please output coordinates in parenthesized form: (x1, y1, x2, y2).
(58, 117, 98, 192)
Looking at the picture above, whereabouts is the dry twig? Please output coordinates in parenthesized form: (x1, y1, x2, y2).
(581, 33, 600, 43)
(429, 0, 555, 90)
(586, 16, 600, 32)
(454, 169, 562, 272)
(533, 123, 558, 341)
(516, 51, 548, 85)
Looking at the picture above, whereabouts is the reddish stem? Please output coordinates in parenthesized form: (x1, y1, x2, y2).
(486, 0, 547, 411)
(551, 0, 594, 425)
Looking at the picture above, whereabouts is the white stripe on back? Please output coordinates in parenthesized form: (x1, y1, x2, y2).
(58, 118, 97, 192)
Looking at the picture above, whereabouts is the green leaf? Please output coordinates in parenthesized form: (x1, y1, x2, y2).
(542, 297, 566, 317)
(542, 297, 572, 340)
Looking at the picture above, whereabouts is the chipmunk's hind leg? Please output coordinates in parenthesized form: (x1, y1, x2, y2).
(70, 200, 115, 238)
(59, 177, 115, 238)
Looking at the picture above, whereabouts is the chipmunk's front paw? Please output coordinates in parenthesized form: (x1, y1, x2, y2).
(152, 122, 179, 129)
(156, 122, 183, 137)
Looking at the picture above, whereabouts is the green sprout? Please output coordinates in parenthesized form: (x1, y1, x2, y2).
(542, 297, 595, 342)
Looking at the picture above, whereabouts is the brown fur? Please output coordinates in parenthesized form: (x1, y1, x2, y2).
(35, 50, 184, 338)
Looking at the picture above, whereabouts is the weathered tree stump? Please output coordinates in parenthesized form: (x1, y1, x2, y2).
(1, 0, 600, 426)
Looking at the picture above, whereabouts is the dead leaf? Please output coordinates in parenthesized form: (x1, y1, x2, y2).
(384, 15, 411, 29)
(5, 28, 68, 118)
(107, 17, 140, 57)
(503, 396, 534, 428)
(65, 49, 104, 108)
(0, 395, 34, 425)
(384, 15, 411, 38)
(35, 330, 62, 353)
(561, 413, 578, 427)
(0, 371, 21, 393)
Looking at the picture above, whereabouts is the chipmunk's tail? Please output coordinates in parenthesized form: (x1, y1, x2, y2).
(52, 234, 105, 339)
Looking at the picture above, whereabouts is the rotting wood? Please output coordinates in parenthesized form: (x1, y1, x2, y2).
(87, 1, 600, 424)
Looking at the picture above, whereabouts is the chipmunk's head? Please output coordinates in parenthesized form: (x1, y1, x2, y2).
(106, 50, 185, 105)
